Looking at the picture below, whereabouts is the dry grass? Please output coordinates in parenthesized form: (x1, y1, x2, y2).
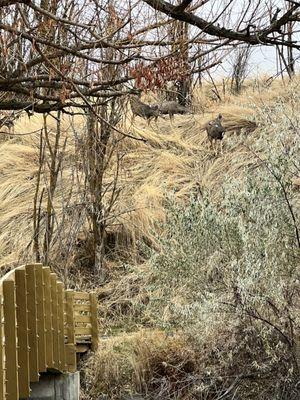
(0, 115, 77, 269)
(1, 77, 300, 398)
(0, 76, 299, 270)
(82, 329, 197, 399)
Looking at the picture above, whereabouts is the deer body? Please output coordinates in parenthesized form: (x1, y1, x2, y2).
(130, 95, 159, 123)
(158, 101, 189, 120)
(0, 117, 14, 134)
(206, 114, 225, 145)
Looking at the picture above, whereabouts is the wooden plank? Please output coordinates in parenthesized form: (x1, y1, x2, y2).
(74, 326, 92, 335)
(43, 267, 53, 368)
(50, 273, 60, 370)
(74, 315, 91, 323)
(35, 266, 47, 372)
(65, 344, 77, 373)
(25, 264, 39, 382)
(15, 269, 30, 398)
(75, 338, 93, 344)
(73, 304, 91, 312)
(73, 293, 90, 300)
(57, 282, 66, 371)
(75, 344, 89, 353)
(0, 297, 4, 400)
(3, 280, 19, 400)
(65, 291, 76, 372)
(90, 293, 99, 351)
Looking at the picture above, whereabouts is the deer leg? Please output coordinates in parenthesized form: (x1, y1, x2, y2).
(211, 139, 217, 156)
(215, 140, 219, 156)
(220, 140, 223, 155)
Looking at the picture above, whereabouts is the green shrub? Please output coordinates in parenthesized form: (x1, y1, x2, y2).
(148, 111, 300, 399)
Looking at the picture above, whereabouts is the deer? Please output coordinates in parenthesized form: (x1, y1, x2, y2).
(157, 101, 190, 120)
(130, 95, 160, 124)
(206, 114, 225, 153)
(0, 116, 14, 135)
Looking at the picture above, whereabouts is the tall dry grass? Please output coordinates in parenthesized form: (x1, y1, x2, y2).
(82, 77, 300, 399)
(1, 76, 300, 398)
(0, 76, 299, 269)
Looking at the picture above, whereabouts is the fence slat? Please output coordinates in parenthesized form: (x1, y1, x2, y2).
(57, 282, 66, 371)
(3, 280, 19, 400)
(51, 273, 60, 370)
(73, 293, 90, 300)
(35, 266, 47, 372)
(90, 293, 99, 351)
(25, 264, 39, 382)
(43, 267, 53, 368)
(15, 269, 30, 398)
(74, 315, 91, 323)
(73, 304, 91, 312)
(65, 291, 76, 372)
(74, 326, 92, 335)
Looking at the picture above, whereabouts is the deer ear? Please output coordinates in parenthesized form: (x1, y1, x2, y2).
(218, 114, 223, 120)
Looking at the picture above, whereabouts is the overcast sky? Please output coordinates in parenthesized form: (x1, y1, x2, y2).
(190, 0, 299, 78)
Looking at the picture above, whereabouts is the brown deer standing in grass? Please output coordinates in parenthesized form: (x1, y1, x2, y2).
(157, 101, 190, 120)
(0, 116, 14, 135)
(206, 114, 225, 152)
(130, 95, 160, 124)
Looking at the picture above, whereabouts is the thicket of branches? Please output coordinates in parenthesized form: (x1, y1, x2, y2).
(0, 0, 299, 112)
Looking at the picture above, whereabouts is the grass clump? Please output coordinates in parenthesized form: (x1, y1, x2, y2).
(83, 329, 197, 399)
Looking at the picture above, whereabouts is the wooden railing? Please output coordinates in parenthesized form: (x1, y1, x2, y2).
(0, 263, 99, 400)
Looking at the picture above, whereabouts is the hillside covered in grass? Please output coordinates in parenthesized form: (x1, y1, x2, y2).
(1, 78, 300, 399)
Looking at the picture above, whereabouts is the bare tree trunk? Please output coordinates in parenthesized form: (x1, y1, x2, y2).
(287, 18, 295, 77)
(33, 130, 44, 262)
(42, 112, 66, 264)
(85, 106, 111, 275)
(275, 3, 295, 79)
(230, 45, 251, 94)
(167, 1, 191, 106)
(177, 19, 191, 106)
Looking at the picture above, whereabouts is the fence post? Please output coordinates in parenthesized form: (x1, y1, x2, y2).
(25, 264, 39, 382)
(15, 269, 30, 398)
(89, 293, 99, 352)
(3, 280, 19, 400)
(43, 267, 53, 368)
(35, 265, 47, 372)
(65, 290, 76, 372)
(50, 273, 60, 370)
(57, 282, 66, 371)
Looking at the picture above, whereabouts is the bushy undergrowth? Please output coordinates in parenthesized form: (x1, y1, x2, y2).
(84, 99, 300, 399)
(146, 108, 300, 399)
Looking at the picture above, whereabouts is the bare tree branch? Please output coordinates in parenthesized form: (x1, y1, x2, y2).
(142, 0, 300, 48)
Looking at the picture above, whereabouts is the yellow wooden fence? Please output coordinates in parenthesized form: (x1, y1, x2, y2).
(0, 263, 99, 400)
